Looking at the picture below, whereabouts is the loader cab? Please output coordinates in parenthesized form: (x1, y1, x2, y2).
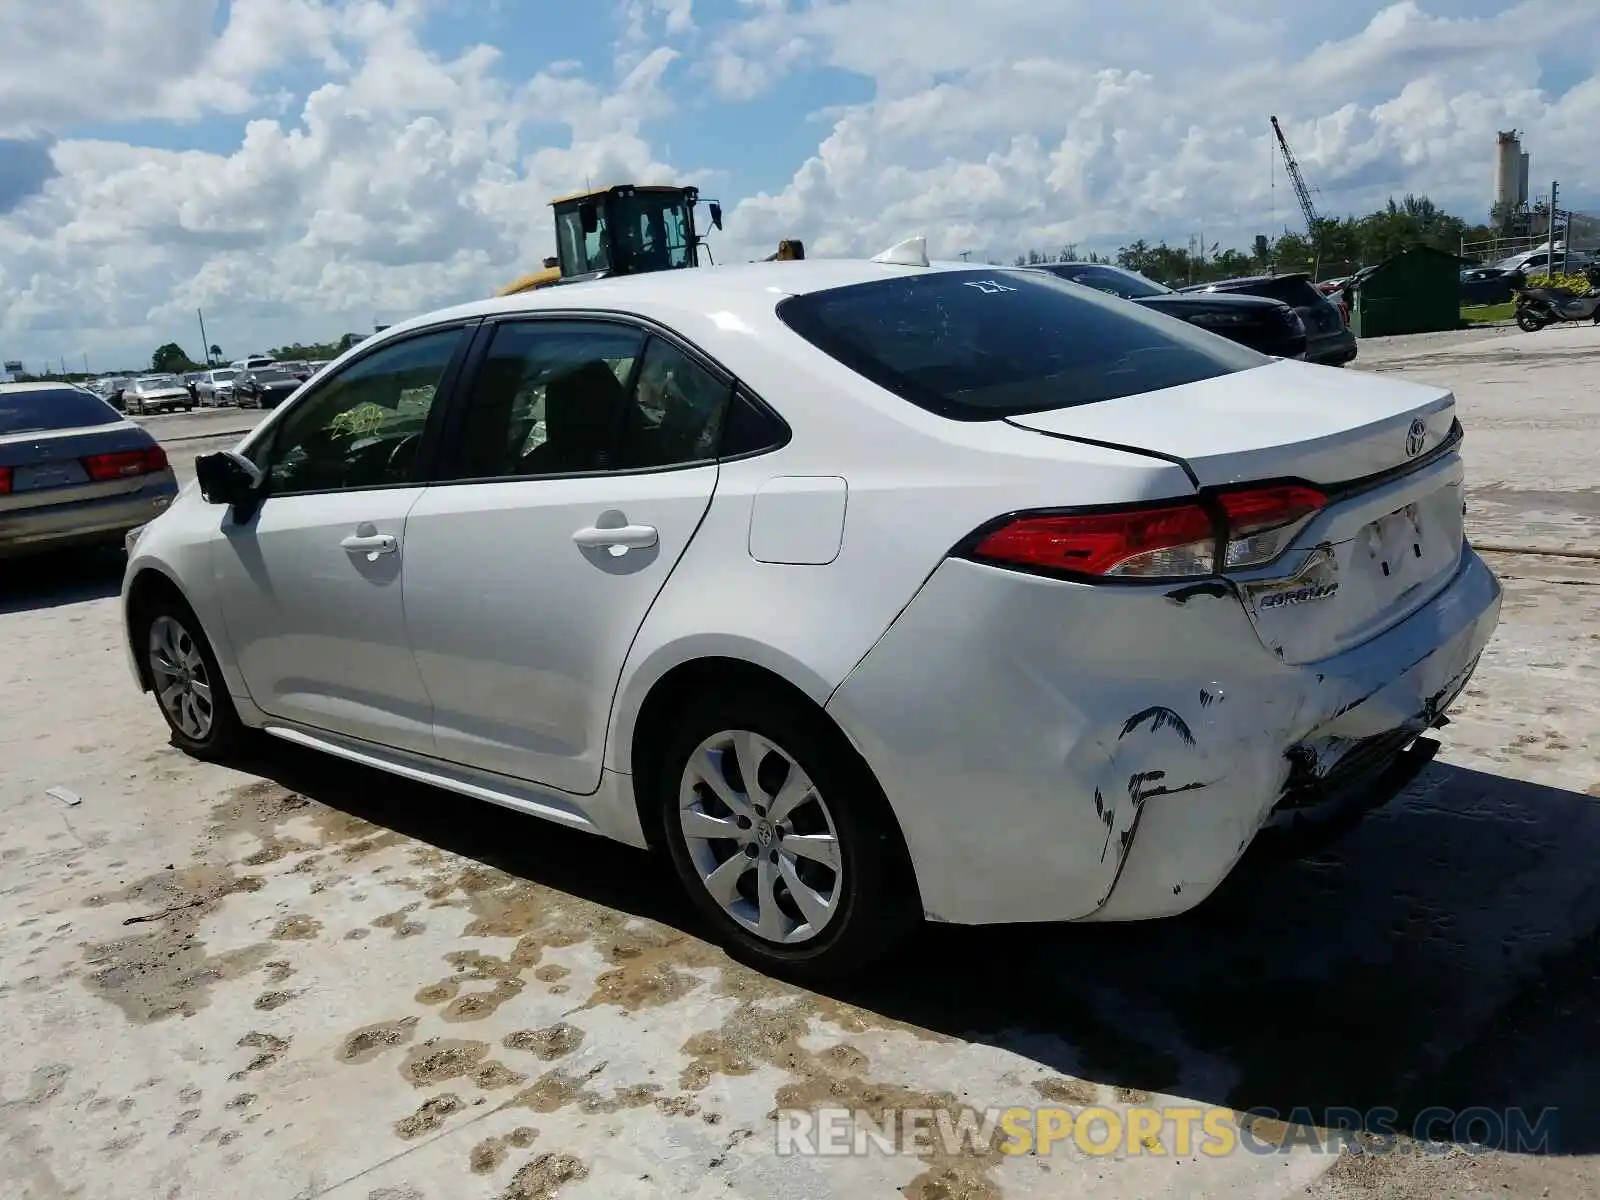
(551, 184, 721, 282)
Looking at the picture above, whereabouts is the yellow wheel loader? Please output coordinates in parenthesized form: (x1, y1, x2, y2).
(496, 183, 802, 296)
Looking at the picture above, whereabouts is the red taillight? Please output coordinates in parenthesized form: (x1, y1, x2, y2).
(1216, 484, 1326, 569)
(0, 466, 11, 496)
(965, 484, 1326, 581)
(83, 446, 168, 482)
(969, 502, 1218, 579)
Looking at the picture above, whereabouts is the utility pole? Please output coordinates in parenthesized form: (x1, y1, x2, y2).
(197, 308, 212, 366)
(1550, 181, 1563, 273)
(82, 352, 89, 374)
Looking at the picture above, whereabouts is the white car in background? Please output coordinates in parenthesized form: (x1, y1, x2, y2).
(119, 245, 1501, 978)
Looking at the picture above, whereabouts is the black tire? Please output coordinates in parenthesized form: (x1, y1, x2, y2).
(655, 685, 920, 980)
(134, 591, 256, 761)
(1516, 310, 1544, 332)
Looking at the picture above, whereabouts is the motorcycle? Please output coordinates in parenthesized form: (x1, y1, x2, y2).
(1514, 284, 1600, 331)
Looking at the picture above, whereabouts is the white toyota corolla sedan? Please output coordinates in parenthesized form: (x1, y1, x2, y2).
(121, 245, 1501, 977)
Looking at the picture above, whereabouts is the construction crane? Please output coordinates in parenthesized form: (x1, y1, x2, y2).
(1270, 115, 1322, 276)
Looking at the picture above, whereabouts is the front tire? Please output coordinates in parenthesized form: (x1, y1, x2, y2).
(1516, 309, 1545, 332)
(136, 595, 254, 761)
(655, 686, 919, 980)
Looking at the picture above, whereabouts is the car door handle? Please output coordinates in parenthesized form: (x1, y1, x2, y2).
(341, 533, 397, 557)
(572, 523, 658, 551)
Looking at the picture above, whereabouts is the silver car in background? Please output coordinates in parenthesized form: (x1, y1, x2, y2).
(196, 368, 240, 407)
(123, 374, 194, 415)
(0, 383, 178, 559)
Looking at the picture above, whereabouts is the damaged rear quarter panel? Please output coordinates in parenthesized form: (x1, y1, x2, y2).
(824, 558, 1313, 926)
(825, 548, 1502, 927)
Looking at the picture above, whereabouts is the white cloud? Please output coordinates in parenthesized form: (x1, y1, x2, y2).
(2, 0, 1599, 368)
(0, 2, 688, 367)
(719, 0, 1600, 264)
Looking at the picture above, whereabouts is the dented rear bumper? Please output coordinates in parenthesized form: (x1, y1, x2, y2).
(825, 547, 1501, 927)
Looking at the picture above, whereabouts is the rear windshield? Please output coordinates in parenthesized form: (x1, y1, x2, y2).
(253, 368, 293, 381)
(0, 388, 120, 435)
(776, 269, 1266, 420)
(1227, 277, 1326, 308)
(1045, 264, 1170, 299)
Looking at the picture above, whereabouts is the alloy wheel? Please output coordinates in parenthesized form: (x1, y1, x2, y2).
(678, 729, 843, 945)
(148, 614, 215, 741)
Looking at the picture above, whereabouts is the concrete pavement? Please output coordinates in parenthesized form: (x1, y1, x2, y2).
(2, 326, 1598, 1199)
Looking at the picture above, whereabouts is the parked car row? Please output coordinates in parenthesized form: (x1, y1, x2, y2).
(82, 356, 332, 415)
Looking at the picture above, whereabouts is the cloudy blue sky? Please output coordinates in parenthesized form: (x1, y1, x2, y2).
(3, 0, 1598, 371)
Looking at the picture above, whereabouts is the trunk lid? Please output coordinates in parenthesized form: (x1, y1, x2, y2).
(0, 422, 157, 513)
(1004, 359, 1455, 487)
(1006, 359, 1465, 663)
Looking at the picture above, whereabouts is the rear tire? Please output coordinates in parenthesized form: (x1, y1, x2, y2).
(135, 593, 256, 761)
(1516, 310, 1545, 332)
(655, 685, 920, 980)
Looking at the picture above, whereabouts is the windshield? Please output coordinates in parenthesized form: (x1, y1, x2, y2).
(253, 368, 293, 381)
(610, 191, 693, 273)
(138, 375, 180, 388)
(778, 269, 1265, 421)
(211, 369, 237, 381)
(1048, 264, 1171, 299)
(0, 387, 120, 435)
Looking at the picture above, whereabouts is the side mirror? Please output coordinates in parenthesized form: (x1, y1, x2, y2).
(708, 202, 723, 231)
(196, 451, 264, 507)
(579, 201, 598, 234)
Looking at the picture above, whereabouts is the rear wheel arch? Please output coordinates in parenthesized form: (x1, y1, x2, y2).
(627, 656, 911, 874)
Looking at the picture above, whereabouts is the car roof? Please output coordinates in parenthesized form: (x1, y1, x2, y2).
(0, 381, 95, 395)
(1185, 273, 1312, 288)
(377, 258, 987, 339)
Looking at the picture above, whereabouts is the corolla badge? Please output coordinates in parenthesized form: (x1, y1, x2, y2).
(1405, 418, 1427, 458)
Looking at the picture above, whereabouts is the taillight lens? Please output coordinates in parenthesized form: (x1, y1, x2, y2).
(83, 446, 168, 481)
(969, 501, 1218, 579)
(1216, 484, 1325, 569)
(964, 484, 1326, 581)
(0, 466, 12, 495)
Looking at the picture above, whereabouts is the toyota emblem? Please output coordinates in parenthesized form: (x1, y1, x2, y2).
(1405, 418, 1427, 458)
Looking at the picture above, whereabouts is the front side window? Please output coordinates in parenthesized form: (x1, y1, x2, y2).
(778, 269, 1266, 420)
(254, 327, 462, 495)
(612, 193, 693, 273)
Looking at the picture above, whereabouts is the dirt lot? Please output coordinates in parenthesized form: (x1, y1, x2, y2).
(3, 325, 1599, 1199)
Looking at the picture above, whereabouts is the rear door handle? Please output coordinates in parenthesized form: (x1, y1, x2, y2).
(341, 533, 397, 558)
(572, 523, 658, 551)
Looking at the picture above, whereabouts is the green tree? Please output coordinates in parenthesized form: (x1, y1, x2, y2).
(151, 342, 195, 373)
(209, 343, 223, 363)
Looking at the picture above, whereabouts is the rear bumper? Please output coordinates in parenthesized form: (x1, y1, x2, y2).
(1309, 328, 1358, 365)
(826, 547, 1500, 926)
(0, 476, 179, 559)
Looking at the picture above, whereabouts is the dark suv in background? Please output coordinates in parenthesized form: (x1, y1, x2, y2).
(1030, 263, 1307, 360)
(1178, 273, 1356, 366)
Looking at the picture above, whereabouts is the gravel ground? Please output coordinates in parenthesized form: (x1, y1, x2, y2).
(2, 326, 1597, 1199)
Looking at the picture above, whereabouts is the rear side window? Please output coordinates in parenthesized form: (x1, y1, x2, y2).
(776, 270, 1266, 420)
(0, 388, 119, 435)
